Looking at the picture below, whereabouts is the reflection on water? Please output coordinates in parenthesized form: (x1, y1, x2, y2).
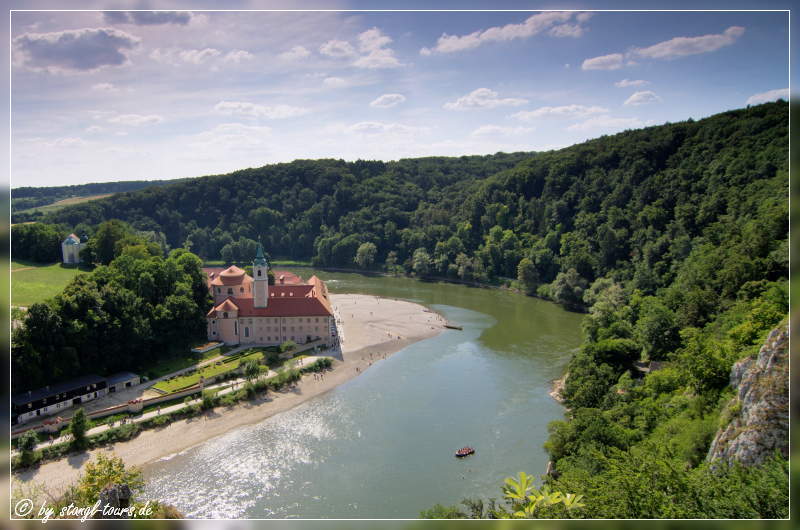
(143, 273, 584, 518)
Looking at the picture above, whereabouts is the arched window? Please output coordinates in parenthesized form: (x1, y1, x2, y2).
(240, 287, 244, 293)
(227, 288, 233, 295)
(217, 287, 221, 293)
(257, 270, 262, 277)
(245, 327, 250, 338)
(235, 321, 239, 335)
(222, 312, 228, 319)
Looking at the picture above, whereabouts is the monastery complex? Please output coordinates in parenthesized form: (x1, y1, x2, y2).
(206, 242, 333, 347)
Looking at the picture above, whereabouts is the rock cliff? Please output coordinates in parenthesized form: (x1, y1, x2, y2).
(706, 320, 789, 468)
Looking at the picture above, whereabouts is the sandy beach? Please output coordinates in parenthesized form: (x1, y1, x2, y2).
(11, 294, 443, 501)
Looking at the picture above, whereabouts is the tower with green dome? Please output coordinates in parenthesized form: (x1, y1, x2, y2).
(253, 239, 269, 308)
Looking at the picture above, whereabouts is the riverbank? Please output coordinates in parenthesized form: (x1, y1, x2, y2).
(11, 294, 443, 500)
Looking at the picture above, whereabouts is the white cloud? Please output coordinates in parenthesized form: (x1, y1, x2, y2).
(582, 53, 623, 70)
(445, 88, 528, 110)
(567, 115, 643, 131)
(108, 114, 165, 126)
(471, 125, 535, 138)
(192, 123, 273, 151)
(746, 88, 789, 105)
(422, 11, 587, 55)
(179, 48, 221, 64)
(86, 125, 103, 132)
(339, 121, 429, 136)
(615, 79, 650, 87)
(319, 39, 357, 58)
(631, 26, 745, 59)
(91, 82, 118, 92)
(353, 27, 402, 69)
(214, 101, 309, 119)
(370, 94, 407, 108)
(45, 137, 96, 148)
(624, 91, 661, 106)
(279, 45, 312, 60)
(512, 104, 608, 122)
(224, 50, 253, 63)
(323, 77, 348, 88)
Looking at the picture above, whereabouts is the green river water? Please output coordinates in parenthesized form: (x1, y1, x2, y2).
(142, 271, 585, 518)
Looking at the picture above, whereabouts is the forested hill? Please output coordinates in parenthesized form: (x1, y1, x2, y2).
(11, 178, 194, 200)
(24, 101, 787, 302)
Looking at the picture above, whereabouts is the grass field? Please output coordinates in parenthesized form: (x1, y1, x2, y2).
(152, 348, 267, 393)
(143, 345, 232, 380)
(10, 259, 94, 307)
(13, 194, 112, 216)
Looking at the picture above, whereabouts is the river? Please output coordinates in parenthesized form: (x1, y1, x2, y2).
(142, 271, 585, 518)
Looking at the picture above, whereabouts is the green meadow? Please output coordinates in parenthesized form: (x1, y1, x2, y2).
(10, 259, 94, 307)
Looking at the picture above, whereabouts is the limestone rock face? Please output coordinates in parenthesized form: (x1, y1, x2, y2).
(706, 321, 789, 468)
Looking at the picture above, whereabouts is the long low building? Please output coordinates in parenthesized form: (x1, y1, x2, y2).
(11, 371, 139, 426)
(206, 243, 334, 347)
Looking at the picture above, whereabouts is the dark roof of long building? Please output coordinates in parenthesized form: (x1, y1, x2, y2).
(11, 374, 106, 406)
(105, 371, 140, 387)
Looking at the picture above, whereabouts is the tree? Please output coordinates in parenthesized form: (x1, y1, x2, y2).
(79, 220, 133, 266)
(243, 359, 261, 382)
(517, 257, 539, 295)
(68, 408, 90, 448)
(281, 339, 297, 353)
(17, 429, 39, 466)
(355, 242, 377, 269)
(386, 251, 398, 274)
(413, 248, 431, 276)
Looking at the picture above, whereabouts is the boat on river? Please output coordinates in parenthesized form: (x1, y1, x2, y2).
(455, 446, 474, 457)
(444, 324, 462, 330)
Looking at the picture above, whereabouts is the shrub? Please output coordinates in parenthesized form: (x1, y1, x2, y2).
(219, 395, 236, 407)
(152, 415, 169, 427)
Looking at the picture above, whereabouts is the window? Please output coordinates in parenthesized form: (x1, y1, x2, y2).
(260, 337, 263, 341)
(240, 319, 244, 324)
(299, 326, 303, 331)
(316, 318, 319, 323)
(324, 318, 328, 323)
(235, 321, 239, 335)
(223, 312, 228, 319)
(212, 320, 216, 324)
(217, 287, 221, 293)
(283, 327, 286, 332)
(245, 327, 250, 338)
(291, 318, 295, 324)
(257, 270, 262, 277)
(259, 319, 262, 324)
(267, 326, 271, 332)
(213, 331, 217, 335)
(259, 327, 262, 331)
(43, 398, 47, 404)
(316, 326, 319, 331)
(283, 318, 286, 323)
(291, 327, 294, 332)
(307, 318, 311, 323)
(240, 287, 245, 293)
(227, 288, 234, 295)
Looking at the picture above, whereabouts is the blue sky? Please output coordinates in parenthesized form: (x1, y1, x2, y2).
(8, 6, 791, 187)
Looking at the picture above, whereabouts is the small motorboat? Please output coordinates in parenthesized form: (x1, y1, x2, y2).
(455, 446, 475, 457)
(444, 324, 462, 330)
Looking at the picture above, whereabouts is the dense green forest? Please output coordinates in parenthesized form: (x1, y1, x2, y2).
(11, 102, 788, 516)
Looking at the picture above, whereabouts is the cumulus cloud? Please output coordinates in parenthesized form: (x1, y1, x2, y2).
(192, 123, 273, 150)
(624, 91, 661, 106)
(353, 27, 403, 69)
(615, 78, 649, 87)
(421, 11, 586, 55)
(370, 94, 407, 108)
(631, 26, 745, 59)
(566, 115, 643, 131)
(86, 125, 103, 132)
(214, 101, 309, 119)
(179, 48, 221, 64)
(224, 50, 253, 63)
(582, 53, 623, 70)
(445, 88, 528, 110)
(319, 39, 357, 58)
(279, 45, 311, 60)
(12, 27, 141, 74)
(91, 82, 118, 92)
(511, 104, 608, 122)
(108, 114, 165, 126)
(746, 88, 789, 105)
(45, 137, 96, 148)
(102, 11, 195, 26)
(471, 125, 535, 138)
(323, 77, 348, 88)
(340, 121, 428, 136)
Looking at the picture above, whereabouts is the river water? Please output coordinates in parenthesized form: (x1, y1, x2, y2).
(142, 271, 585, 518)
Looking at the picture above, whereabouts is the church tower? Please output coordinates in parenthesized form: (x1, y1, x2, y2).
(253, 240, 269, 308)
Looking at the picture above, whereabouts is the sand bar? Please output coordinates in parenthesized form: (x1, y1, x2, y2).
(11, 294, 443, 501)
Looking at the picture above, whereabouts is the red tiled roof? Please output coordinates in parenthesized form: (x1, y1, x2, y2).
(210, 265, 253, 286)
